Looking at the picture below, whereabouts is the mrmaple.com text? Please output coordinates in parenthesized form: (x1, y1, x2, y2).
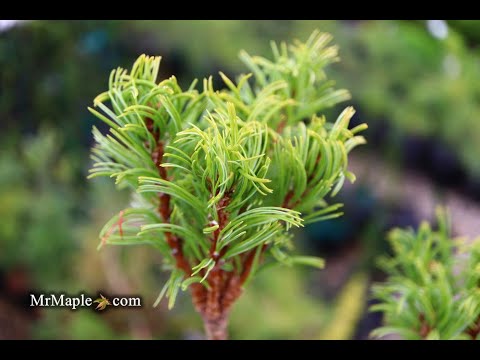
(30, 293, 141, 310)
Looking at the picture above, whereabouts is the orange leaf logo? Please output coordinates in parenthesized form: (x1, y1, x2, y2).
(93, 294, 111, 311)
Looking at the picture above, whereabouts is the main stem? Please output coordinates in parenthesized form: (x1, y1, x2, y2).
(193, 266, 245, 340)
(147, 120, 243, 340)
(193, 194, 244, 340)
(203, 313, 229, 340)
(147, 120, 278, 340)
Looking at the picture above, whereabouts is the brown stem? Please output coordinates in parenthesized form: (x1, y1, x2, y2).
(467, 318, 480, 340)
(147, 118, 192, 276)
(418, 313, 431, 339)
(197, 193, 238, 339)
(200, 270, 243, 339)
(220, 273, 242, 311)
(282, 190, 295, 209)
(203, 313, 228, 340)
(210, 193, 231, 257)
(276, 119, 287, 134)
(240, 244, 269, 285)
(240, 251, 256, 285)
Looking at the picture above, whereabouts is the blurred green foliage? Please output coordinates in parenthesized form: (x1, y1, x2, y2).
(332, 21, 480, 176)
(0, 129, 78, 288)
(371, 208, 480, 340)
(230, 267, 326, 339)
(4, 20, 479, 176)
(317, 272, 368, 339)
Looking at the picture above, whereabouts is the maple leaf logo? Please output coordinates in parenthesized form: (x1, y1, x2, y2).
(94, 294, 111, 311)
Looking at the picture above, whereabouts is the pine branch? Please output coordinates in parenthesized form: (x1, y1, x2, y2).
(371, 207, 480, 340)
(87, 31, 367, 339)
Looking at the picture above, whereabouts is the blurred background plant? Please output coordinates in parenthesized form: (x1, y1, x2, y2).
(1, 20, 479, 339)
(371, 208, 480, 340)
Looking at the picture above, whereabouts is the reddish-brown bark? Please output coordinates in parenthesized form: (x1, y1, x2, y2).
(147, 119, 192, 276)
(418, 313, 431, 339)
(467, 318, 480, 340)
